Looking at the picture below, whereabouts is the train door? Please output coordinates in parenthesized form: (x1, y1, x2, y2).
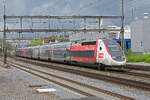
(47, 46, 51, 61)
(64, 43, 71, 63)
(38, 47, 40, 59)
(50, 46, 54, 61)
(38, 46, 40, 59)
(65, 42, 71, 63)
(35, 47, 40, 59)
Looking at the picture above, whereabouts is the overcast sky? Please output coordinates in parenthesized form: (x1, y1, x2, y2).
(0, 0, 150, 34)
(0, 0, 150, 39)
(0, 0, 150, 23)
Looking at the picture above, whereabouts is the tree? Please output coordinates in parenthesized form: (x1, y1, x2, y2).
(29, 39, 43, 46)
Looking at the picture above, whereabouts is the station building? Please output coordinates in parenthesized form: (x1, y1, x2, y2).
(43, 35, 69, 44)
(131, 14, 150, 54)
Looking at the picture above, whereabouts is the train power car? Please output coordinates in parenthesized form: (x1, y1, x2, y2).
(16, 39, 126, 70)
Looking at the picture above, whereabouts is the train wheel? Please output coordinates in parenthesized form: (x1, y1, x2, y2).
(48, 58, 51, 61)
(98, 64, 105, 70)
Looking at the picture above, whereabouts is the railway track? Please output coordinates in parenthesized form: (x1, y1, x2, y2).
(125, 64, 150, 71)
(9, 57, 150, 92)
(117, 71, 150, 79)
(4, 60, 135, 100)
(108, 70, 150, 79)
(12, 56, 150, 79)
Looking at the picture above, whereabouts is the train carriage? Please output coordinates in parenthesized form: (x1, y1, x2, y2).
(26, 47, 33, 58)
(16, 48, 23, 57)
(40, 45, 51, 60)
(32, 46, 40, 59)
(70, 41, 97, 64)
(50, 42, 72, 63)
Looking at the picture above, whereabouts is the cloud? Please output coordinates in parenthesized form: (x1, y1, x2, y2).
(1, 0, 150, 24)
(6, 0, 27, 15)
(30, 3, 55, 15)
(1, 0, 150, 39)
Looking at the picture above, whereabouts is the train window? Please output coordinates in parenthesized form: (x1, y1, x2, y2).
(104, 40, 121, 52)
(104, 40, 124, 57)
(81, 41, 96, 46)
(53, 50, 66, 58)
(71, 50, 94, 58)
(108, 45, 120, 51)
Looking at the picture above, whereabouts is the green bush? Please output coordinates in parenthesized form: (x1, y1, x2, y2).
(126, 56, 136, 62)
(126, 54, 150, 63)
(145, 58, 150, 63)
(125, 50, 132, 56)
(134, 55, 147, 62)
(29, 39, 43, 46)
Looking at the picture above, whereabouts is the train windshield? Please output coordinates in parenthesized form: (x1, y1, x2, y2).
(104, 39, 124, 57)
(107, 45, 121, 52)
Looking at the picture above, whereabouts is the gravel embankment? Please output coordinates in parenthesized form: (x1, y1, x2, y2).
(13, 61, 150, 100)
(0, 62, 85, 100)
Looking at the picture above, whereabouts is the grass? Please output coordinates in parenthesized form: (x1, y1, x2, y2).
(125, 50, 150, 63)
(145, 58, 150, 63)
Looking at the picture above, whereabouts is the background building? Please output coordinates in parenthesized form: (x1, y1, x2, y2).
(43, 35, 69, 44)
(131, 17, 150, 54)
(113, 26, 131, 51)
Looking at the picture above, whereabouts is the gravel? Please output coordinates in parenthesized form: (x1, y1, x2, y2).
(16, 61, 150, 100)
(0, 62, 85, 100)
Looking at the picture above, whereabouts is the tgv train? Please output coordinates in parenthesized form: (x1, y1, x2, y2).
(16, 39, 126, 69)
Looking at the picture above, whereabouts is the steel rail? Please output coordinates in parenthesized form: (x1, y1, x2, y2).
(125, 64, 150, 71)
(12, 57, 150, 92)
(8, 62, 94, 97)
(118, 71, 150, 79)
(5, 56, 150, 79)
(8, 61, 135, 100)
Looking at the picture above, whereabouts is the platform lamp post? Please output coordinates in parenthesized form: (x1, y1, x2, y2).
(121, 0, 125, 52)
(2, 0, 8, 68)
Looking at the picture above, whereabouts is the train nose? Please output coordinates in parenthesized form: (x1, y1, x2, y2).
(111, 60, 126, 66)
(111, 56, 126, 66)
(112, 56, 126, 62)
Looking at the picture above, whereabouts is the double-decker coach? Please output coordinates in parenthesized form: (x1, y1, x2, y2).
(16, 39, 126, 70)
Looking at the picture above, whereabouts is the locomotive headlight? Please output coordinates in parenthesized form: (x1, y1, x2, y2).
(122, 56, 126, 60)
(122, 56, 125, 59)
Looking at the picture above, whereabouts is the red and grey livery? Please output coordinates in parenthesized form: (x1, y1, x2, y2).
(16, 39, 126, 69)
